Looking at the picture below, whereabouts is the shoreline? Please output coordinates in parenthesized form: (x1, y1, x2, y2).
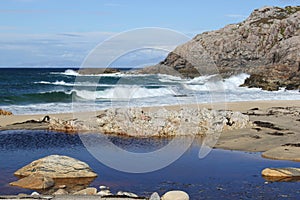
(1, 100, 300, 162)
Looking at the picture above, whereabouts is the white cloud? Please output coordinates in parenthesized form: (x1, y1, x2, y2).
(0, 32, 114, 66)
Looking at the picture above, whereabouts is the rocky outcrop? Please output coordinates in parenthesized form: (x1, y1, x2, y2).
(48, 107, 250, 136)
(14, 155, 97, 178)
(141, 6, 300, 90)
(0, 109, 13, 116)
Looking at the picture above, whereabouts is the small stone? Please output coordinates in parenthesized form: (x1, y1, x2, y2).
(31, 192, 40, 196)
(10, 175, 54, 190)
(74, 187, 97, 195)
(262, 168, 300, 177)
(99, 185, 109, 190)
(17, 193, 29, 198)
(117, 191, 139, 197)
(97, 189, 113, 197)
(53, 189, 68, 195)
(58, 185, 67, 189)
(150, 192, 160, 200)
(162, 190, 189, 200)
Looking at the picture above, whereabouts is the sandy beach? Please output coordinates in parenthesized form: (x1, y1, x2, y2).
(1, 100, 299, 162)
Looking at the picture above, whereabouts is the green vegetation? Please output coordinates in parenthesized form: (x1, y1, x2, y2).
(285, 6, 300, 14)
(280, 27, 285, 37)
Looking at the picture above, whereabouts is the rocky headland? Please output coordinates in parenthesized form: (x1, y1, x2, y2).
(139, 6, 300, 91)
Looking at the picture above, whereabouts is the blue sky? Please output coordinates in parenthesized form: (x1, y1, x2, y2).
(0, 0, 299, 67)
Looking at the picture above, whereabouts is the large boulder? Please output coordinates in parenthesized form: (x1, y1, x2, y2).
(14, 155, 97, 178)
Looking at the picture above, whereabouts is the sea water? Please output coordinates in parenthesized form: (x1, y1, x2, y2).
(0, 68, 299, 115)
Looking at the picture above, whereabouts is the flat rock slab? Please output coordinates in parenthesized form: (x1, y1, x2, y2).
(262, 168, 300, 177)
(10, 175, 54, 190)
(262, 145, 300, 162)
(14, 155, 97, 178)
(262, 167, 300, 182)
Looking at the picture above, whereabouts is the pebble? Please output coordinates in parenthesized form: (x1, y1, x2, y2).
(53, 189, 68, 195)
(99, 185, 110, 190)
(117, 191, 139, 197)
(162, 190, 189, 200)
(97, 189, 113, 197)
(31, 192, 40, 196)
(74, 187, 97, 195)
(150, 192, 160, 200)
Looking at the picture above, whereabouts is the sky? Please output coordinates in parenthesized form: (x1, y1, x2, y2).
(0, 0, 299, 67)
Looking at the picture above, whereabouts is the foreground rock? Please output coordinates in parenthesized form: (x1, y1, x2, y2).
(10, 175, 54, 190)
(49, 107, 250, 136)
(0, 109, 13, 116)
(262, 167, 300, 182)
(139, 6, 300, 91)
(14, 155, 97, 178)
(262, 167, 300, 177)
(162, 190, 189, 200)
(74, 187, 97, 195)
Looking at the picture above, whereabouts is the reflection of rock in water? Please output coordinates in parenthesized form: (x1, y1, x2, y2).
(108, 135, 172, 153)
(263, 176, 300, 183)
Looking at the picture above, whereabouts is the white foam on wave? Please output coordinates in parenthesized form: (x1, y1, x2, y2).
(50, 69, 79, 76)
(183, 73, 251, 91)
(35, 80, 116, 87)
(52, 69, 153, 77)
(73, 86, 174, 100)
(158, 74, 183, 83)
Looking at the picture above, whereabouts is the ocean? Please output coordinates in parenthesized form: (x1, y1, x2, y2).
(0, 68, 299, 115)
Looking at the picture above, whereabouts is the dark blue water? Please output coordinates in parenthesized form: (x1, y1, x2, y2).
(1, 130, 300, 199)
(1, 68, 299, 115)
(0, 68, 187, 114)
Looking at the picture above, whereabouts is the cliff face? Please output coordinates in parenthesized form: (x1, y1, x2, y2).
(145, 6, 300, 90)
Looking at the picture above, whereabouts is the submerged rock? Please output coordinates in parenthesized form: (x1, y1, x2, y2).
(14, 155, 97, 178)
(10, 175, 54, 190)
